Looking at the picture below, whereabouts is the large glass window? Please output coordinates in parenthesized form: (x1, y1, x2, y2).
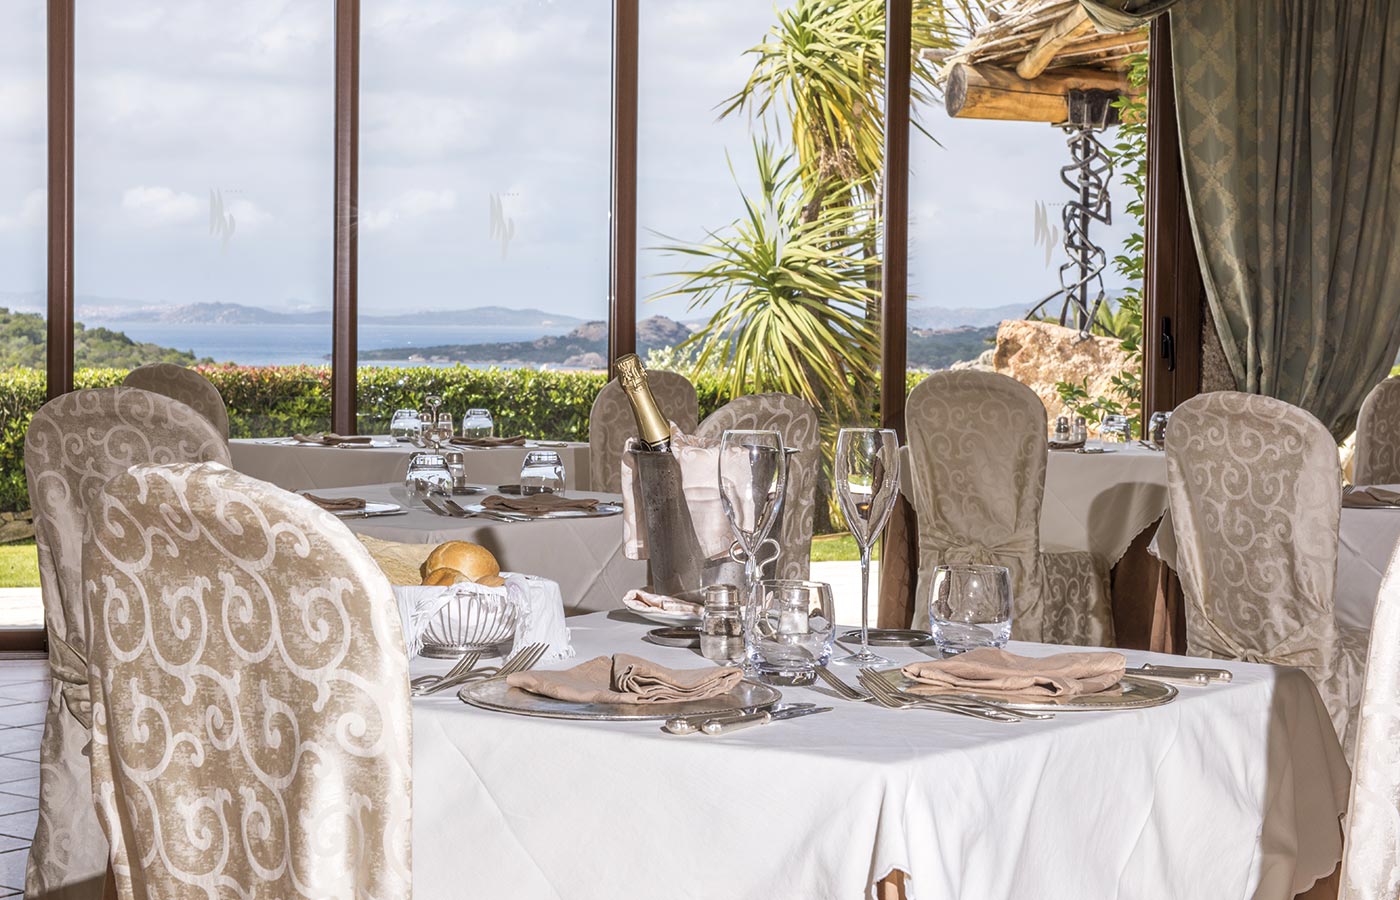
(74, 1, 335, 436)
(356, 0, 613, 438)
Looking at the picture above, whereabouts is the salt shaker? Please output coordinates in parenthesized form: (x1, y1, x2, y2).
(700, 584, 745, 664)
(1072, 416, 1088, 444)
(1054, 416, 1071, 443)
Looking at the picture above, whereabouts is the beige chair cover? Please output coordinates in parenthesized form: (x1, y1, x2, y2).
(84, 461, 412, 900)
(1354, 376, 1400, 486)
(588, 371, 699, 493)
(1340, 538, 1400, 899)
(694, 393, 820, 582)
(121, 363, 230, 439)
(1166, 391, 1364, 750)
(905, 371, 1113, 645)
(23, 387, 230, 900)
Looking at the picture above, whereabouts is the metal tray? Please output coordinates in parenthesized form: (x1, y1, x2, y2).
(643, 626, 701, 649)
(458, 677, 781, 721)
(464, 501, 623, 519)
(877, 669, 1177, 712)
(839, 628, 934, 647)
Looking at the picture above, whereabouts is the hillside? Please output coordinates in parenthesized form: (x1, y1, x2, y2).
(359, 316, 693, 367)
(0, 307, 208, 368)
(907, 325, 998, 370)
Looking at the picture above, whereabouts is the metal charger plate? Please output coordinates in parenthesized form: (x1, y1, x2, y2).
(878, 670, 1177, 712)
(643, 626, 701, 649)
(840, 628, 934, 647)
(464, 501, 623, 519)
(458, 677, 781, 721)
(329, 501, 402, 519)
(631, 607, 703, 627)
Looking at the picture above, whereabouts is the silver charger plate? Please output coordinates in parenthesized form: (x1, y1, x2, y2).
(877, 669, 1177, 712)
(840, 628, 934, 647)
(458, 677, 781, 721)
(329, 501, 403, 519)
(464, 501, 623, 519)
(643, 626, 701, 649)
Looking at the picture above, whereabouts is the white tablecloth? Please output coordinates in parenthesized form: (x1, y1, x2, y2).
(409, 613, 1347, 900)
(901, 444, 1168, 564)
(230, 437, 592, 493)
(319, 483, 645, 615)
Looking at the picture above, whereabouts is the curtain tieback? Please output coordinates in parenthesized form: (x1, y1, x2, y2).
(49, 634, 93, 730)
(920, 531, 1038, 567)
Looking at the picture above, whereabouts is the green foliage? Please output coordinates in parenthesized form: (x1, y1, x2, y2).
(0, 307, 208, 368)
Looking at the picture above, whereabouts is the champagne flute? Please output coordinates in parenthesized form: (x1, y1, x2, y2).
(832, 427, 901, 666)
(718, 430, 787, 610)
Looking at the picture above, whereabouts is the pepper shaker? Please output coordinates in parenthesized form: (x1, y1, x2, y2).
(700, 584, 745, 664)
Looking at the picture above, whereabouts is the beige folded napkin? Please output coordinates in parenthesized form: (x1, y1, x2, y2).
(292, 433, 373, 446)
(507, 654, 742, 704)
(482, 493, 600, 514)
(450, 435, 528, 448)
(902, 647, 1126, 699)
(622, 588, 703, 617)
(1343, 485, 1400, 509)
(301, 492, 367, 512)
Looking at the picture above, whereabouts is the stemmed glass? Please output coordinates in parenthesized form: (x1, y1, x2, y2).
(718, 430, 788, 610)
(832, 427, 901, 667)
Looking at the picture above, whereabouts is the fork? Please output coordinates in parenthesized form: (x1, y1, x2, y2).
(425, 642, 549, 696)
(869, 673, 1056, 721)
(441, 497, 529, 522)
(410, 650, 484, 692)
(856, 669, 1028, 723)
(815, 665, 878, 702)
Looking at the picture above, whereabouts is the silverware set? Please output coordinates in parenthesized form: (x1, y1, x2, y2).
(411, 642, 549, 696)
(421, 494, 529, 522)
(1125, 663, 1231, 685)
(814, 665, 1051, 723)
(662, 702, 830, 736)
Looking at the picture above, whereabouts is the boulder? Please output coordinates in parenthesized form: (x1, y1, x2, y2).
(0, 509, 34, 544)
(993, 319, 1133, 416)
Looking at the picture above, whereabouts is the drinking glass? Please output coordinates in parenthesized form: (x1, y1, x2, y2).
(462, 408, 494, 439)
(832, 427, 901, 666)
(404, 452, 452, 500)
(389, 408, 421, 442)
(520, 450, 566, 494)
(1100, 414, 1132, 444)
(1148, 411, 1171, 449)
(435, 412, 455, 445)
(718, 430, 787, 607)
(745, 580, 835, 685)
(928, 564, 1013, 653)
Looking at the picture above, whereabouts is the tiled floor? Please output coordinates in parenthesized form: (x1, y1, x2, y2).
(0, 655, 47, 898)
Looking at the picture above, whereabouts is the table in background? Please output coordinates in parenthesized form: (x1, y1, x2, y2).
(230, 437, 591, 493)
(409, 612, 1347, 899)
(319, 482, 643, 615)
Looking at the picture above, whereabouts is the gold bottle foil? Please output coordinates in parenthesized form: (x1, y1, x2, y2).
(615, 353, 672, 450)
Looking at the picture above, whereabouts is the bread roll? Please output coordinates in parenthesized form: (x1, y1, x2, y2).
(419, 540, 500, 582)
(422, 567, 468, 587)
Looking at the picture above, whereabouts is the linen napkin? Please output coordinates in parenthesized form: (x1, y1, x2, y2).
(482, 493, 600, 514)
(301, 492, 367, 512)
(1343, 485, 1400, 509)
(621, 588, 703, 617)
(902, 647, 1126, 699)
(292, 433, 373, 446)
(450, 435, 528, 449)
(507, 653, 741, 704)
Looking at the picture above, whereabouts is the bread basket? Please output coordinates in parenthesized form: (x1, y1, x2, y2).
(419, 582, 521, 658)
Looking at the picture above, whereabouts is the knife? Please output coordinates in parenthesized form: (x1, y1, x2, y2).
(700, 705, 833, 735)
(662, 702, 815, 736)
(1128, 664, 1232, 684)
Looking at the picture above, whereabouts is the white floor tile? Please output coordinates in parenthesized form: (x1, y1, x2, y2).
(0, 847, 27, 893)
(0, 810, 37, 842)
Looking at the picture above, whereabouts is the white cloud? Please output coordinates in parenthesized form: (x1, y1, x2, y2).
(360, 189, 458, 232)
(121, 186, 202, 227)
(0, 189, 45, 232)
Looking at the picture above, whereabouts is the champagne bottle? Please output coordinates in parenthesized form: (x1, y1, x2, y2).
(615, 353, 673, 452)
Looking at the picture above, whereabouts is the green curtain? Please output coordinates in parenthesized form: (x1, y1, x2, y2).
(1082, 0, 1400, 438)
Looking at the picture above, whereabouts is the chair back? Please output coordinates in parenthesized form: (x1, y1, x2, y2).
(1166, 391, 1351, 740)
(85, 461, 412, 900)
(905, 370, 1049, 640)
(694, 392, 820, 581)
(22, 387, 229, 897)
(1354, 376, 1400, 485)
(123, 362, 230, 438)
(1339, 538, 1400, 899)
(589, 370, 698, 492)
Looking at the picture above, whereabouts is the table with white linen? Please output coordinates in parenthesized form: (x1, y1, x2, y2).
(230, 437, 592, 493)
(317, 482, 644, 615)
(409, 612, 1347, 900)
(901, 443, 1168, 563)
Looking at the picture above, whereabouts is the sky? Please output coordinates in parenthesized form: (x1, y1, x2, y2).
(0, 0, 1135, 327)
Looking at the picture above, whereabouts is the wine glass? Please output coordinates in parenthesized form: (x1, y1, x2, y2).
(718, 430, 787, 609)
(832, 427, 901, 667)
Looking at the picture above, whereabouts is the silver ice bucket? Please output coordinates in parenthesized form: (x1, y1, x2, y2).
(628, 446, 744, 600)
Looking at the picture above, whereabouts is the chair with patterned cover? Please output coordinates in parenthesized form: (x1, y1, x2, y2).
(23, 387, 230, 900)
(905, 371, 1113, 645)
(122, 362, 230, 439)
(1166, 391, 1365, 751)
(693, 393, 820, 582)
(1339, 538, 1400, 900)
(84, 461, 413, 900)
(1354, 376, 1400, 486)
(589, 370, 699, 493)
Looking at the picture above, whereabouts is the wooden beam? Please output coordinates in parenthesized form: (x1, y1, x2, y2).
(608, 0, 639, 379)
(46, 0, 74, 401)
(1015, 6, 1094, 79)
(945, 63, 1128, 123)
(331, 0, 360, 434)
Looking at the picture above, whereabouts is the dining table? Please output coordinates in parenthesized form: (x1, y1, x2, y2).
(408, 612, 1348, 900)
(315, 482, 646, 615)
(229, 436, 593, 493)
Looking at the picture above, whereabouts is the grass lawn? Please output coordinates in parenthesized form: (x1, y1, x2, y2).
(810, 533, 880, 563)
(0, 540, 40, 588)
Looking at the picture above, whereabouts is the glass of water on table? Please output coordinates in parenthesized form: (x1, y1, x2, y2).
(928, 564, 1013, 653)
(520, 450, 565, 495)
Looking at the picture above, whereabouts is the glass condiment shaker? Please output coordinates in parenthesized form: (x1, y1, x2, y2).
(1071, 416, 1088, 444)
(1054, 416, 1071, 443)
(700, 584, 745, 664)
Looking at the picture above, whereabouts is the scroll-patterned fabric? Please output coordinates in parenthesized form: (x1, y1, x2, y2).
(1340, 537, 1400, 899)
(85, 462, 412, 900)
(1354, 377, 1400, 486)
(588, 371, 699, 494)
(1166, 391, 1364, 750)
(122, 363, 230, 440)
(694, 393, 820, 582)
(24, 387, 230, 900)
(905, 371, 1112, 645)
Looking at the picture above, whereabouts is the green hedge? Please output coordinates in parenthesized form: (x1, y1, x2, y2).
(0, 364, 735, 514)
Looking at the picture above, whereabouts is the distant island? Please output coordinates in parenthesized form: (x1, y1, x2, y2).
(360, 316, 694, 368)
